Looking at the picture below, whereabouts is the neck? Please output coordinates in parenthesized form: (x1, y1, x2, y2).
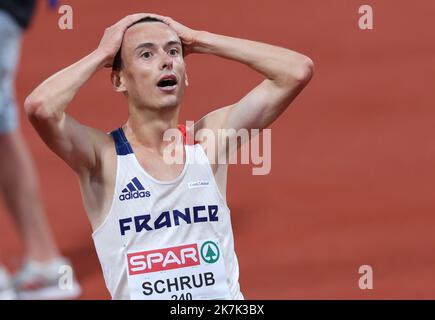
(124, 102, 182, 151)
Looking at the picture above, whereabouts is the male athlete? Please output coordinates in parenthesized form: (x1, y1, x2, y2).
(25, 13, 313, 299)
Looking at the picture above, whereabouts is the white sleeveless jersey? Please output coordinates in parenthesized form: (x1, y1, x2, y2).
(92, 126, 244, 300)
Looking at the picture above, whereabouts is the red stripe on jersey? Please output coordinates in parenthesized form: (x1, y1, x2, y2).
(177, 124, 198, 145)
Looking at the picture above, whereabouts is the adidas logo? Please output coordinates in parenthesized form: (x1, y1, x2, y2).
(119, 177, 151, 201)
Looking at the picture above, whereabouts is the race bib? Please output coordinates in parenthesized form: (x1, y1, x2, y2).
(126, 239, 231, 300)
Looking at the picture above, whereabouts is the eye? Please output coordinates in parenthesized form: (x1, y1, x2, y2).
(169, 48, 179, 56)
(141, 51, 152, 59)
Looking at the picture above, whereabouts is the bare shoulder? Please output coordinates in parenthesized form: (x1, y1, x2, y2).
(193, 105, 234, 132)
(190, 104, 235, 170)
(188, 117, 230, 203)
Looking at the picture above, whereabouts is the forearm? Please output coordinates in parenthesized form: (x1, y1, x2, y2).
(25, 49, 107, 119)
(193, 31, 313, 85)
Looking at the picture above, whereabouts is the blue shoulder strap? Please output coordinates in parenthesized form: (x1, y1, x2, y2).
(110, 128, 133, 156)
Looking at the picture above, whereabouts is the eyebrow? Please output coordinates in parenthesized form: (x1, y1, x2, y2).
(135, 40, 182, 51)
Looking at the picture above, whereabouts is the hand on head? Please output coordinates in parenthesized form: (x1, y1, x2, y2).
(98, 13, 152, 67)
(142, 14, 200, 56)
(98, 13, 199, 68)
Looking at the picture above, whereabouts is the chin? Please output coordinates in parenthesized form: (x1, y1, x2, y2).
(157, 97, 181, 110)
(160, 92, 185, 108)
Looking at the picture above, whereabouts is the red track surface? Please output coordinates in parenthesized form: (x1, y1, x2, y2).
(1, 0, 435, 299)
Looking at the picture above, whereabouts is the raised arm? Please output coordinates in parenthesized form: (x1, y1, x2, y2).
(24, 14, 148, 175)
(152, 15, 314, 146)
(193, 31, 314, 131)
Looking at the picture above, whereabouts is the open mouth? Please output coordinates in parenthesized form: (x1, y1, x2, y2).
(157, 75, 178, 91)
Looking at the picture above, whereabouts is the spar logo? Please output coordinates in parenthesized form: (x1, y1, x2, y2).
(200, 241, 220, 264)
(127, 243, 200, 275)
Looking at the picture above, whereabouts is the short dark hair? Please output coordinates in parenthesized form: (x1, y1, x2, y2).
(112, 16, 166, 71)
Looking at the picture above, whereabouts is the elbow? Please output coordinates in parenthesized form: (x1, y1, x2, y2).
(280, 55, 314, 87)
(293, 56, 315, 85)
(24, 94, 51, 121)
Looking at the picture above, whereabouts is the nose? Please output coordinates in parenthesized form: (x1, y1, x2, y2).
(160, 53, 173, 71)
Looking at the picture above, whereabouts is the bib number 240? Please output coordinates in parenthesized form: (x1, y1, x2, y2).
(171, 292, 193, 300)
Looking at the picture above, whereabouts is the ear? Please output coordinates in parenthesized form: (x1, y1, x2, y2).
(111, 70, 127, 93)
(184, 71, 189, 87)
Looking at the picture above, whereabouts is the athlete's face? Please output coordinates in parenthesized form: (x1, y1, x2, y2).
(113, 22, 188, 110)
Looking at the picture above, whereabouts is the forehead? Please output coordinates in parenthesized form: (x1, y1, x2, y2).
(122, 22, 180, 51)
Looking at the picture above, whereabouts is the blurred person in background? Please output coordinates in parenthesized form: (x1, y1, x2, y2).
(0, 0, 80, 299)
